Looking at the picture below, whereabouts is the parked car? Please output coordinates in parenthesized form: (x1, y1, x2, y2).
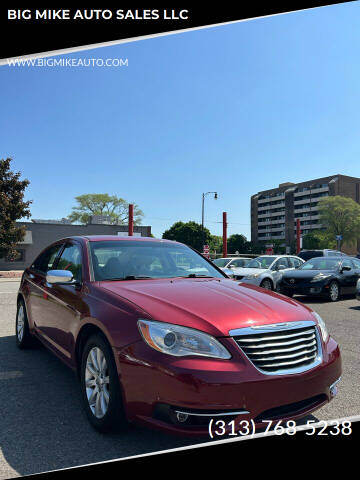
(278, 256, 360, 301)
(213, 257, 252, 277)
(356, 278, 360, 301)
(16, 236, 341, 436)
(298, 249, 346, 261)
(234, 255, 304, 290)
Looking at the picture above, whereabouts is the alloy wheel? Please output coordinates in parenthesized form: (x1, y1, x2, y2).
(261, 279, 272, 290)
(85, 347, 110, 419)
(17, 305, 25, 342)
(330, 282, 339, 301)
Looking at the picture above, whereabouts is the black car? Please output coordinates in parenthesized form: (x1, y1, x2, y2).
(278, 256, 360, 301)
(297, 249, 346, 261)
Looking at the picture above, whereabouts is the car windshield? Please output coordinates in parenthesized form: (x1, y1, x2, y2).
(246, 256, 277, 269)
(299, 257, 341, 271)
(213, 258, 231, 268)
(89, 241, 225, 281)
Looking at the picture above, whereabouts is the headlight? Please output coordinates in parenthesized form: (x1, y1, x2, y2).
(245, 273, 261, 279)
(138, 319, 231, 359)
(312, 311, 329, 343)
(310, 273, 330, 283)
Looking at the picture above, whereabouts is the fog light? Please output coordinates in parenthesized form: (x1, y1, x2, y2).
(176, 412, 189, 423)
(330, 377, 341, 398)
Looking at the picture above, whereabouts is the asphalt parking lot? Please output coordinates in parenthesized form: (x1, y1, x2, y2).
(0, 279, 359, 478)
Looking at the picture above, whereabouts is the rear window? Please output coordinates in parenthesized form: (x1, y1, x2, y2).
(298, 250, 323, 261)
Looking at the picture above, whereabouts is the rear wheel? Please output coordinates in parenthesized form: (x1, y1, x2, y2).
(260, 278, 273, 290)
(328, 281, 340, 302)
(80, 333, 127, 432)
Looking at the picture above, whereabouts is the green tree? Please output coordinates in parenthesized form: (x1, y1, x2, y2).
(302, 230, 336, 249)
(162, 221, 211, 252)
(209, 235, 223, 254)
(318, 195, 360, 249)
(0, 158, 32, 260)
(227, 234, 249, 254)
(68, 193, 144, 225)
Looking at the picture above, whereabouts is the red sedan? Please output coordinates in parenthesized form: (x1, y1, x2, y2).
(16, 236, 341, 436)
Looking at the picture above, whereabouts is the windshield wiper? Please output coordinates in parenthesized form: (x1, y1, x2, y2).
(181, 274, 216, 278)
(104, 276, 153, 281)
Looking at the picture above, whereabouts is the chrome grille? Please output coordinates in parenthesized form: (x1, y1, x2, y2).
(230, 321, 322, 375)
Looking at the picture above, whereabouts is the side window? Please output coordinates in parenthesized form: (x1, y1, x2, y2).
(56, 244, 83, 282)
(342, 259, 353, 270)
(231, 259, 243, 268)
(276, 257, 289, 269)
(289, 257, 301, 268)
(352, 258, 360, 269)
(32, 244, 63, 274)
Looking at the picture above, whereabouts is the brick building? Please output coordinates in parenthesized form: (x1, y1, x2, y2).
(251, 174, 360, 253)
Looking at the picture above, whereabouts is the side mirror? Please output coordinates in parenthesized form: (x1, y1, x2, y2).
(341, 265, 351, 272)
(46, 269, 74, 284)
(277, 265, 286, 271)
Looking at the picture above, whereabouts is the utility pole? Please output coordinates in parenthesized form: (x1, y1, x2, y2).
(296, 218, 301, 254)
(223, 212, 227, 257)
(128, 204, 134, 236)
(201, 191, 218, 250)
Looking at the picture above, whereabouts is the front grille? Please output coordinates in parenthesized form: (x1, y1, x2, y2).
(231, 321, 321, 375)
(255, 394, 327, 422)
(235, 275, 244, 280)
(283, 278, 304, 286)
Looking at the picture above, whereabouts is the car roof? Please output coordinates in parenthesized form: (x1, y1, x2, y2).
(63, 235, 178, 244)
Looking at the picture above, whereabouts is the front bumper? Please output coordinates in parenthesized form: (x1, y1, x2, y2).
(279, 281, 330, 297)
(114, 335, 341, 437)
(239, 276, 262, 286)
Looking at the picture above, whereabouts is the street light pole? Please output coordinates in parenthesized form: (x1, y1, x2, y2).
(201, 191, 218, 250)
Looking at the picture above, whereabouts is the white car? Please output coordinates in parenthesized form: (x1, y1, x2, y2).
(233, 255, 304, 290)
(213, 257, 252, 277)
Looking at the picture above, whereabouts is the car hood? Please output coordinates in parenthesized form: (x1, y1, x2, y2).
(282, 269, 334, 279)
(233, 267, 269, 276)
(99, 278, 314, 337)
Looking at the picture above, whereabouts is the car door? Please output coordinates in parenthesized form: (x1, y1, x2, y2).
(39, 240, 86, 359)
(339, 258, 358, 293)
(270, 257, 290, 285)
(26, 242, 65, 336)
(350, 258, 360, 293)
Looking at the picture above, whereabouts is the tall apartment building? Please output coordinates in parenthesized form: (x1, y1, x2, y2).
(251, 174, 360, 251)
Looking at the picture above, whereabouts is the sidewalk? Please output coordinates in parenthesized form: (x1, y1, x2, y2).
(0, 271, 23, 279)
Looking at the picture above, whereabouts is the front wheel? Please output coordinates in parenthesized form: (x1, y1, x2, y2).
(80, 334, 127, 432)
(16, 299, 36, 349)
(328, 281, 340, 302)
(260, 278, 273, 290)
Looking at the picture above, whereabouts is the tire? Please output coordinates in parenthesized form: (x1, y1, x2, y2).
(328, 281, 340, 302)
(16, 298, 36, 349)
(80, 333, 127, 433)
(260, 278, 273, 290)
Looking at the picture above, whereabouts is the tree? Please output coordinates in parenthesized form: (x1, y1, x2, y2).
(227, 234, 249, 254)
(0, 158, 32, 260)
(209, 235, 223, 254)
(318, 195, 360, 249)
(68, 194, 144, 225)
(302, 230, 336, 250)
(162, 221, 211, 252)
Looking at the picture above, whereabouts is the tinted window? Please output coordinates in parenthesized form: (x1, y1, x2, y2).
(341, 258, 353, 269)
(298, 250, 323, 261)
(300, 258, 341, 271)
(32, 244, 63, 273)
(90, 241, 224, 281)
(231, 259, 250, 268)
(352, 258, 360, 269)
(56, 244, 83, 282)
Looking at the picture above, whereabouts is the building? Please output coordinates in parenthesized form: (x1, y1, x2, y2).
(0, 217, 152, 271)
(251, 174, 360, 252)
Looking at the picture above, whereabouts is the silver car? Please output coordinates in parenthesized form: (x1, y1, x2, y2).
(213, 257, 252, 278)
(233, 255, 304, 290)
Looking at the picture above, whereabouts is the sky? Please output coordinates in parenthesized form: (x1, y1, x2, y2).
(1, 2, 360, 239)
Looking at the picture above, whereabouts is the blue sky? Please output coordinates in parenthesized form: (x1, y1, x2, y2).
(1, 2, 360, 238)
